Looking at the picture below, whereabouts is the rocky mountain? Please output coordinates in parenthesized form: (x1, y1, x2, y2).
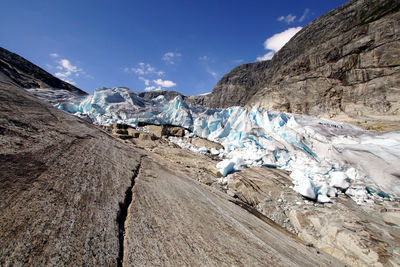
(0, 47, 86, 95)
(204, 0, 400, 132)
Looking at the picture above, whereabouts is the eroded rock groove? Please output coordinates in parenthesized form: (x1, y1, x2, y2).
(117, 156, 144, 267)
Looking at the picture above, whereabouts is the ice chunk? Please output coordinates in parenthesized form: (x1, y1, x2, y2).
(217, 160, 235, 177)
(210, 148, 220, 155)
(198, 147, 208, 153)
(330, 171, 350, 189)
(317, 194, 331, 203)
(316, 184, 336, 203)
(295, 178, 317, 200)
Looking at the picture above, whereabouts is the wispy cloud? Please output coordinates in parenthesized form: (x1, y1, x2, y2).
(138, 77, 150, 86)
(206, 68, 218, 79)
(162, 52, 182, 64)
(199, 55, 209, 61)
(256, 27, 302, 61)
(232, 59, 244, 64)
(199, 57, 218, 79)
(298, 8, 310, 22)
(277, 14, 296, 24)
(125, 62, 176, 92)
(49, 53, 86, 85)
(125, 62, 165, 76)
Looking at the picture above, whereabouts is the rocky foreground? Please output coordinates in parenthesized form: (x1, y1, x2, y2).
(0, 83, 348, 266)
(107, 123, 400, 266)
(2, 81, 397, 265)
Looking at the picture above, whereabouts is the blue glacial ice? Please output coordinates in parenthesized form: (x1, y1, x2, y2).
(26, 87, 400, 204)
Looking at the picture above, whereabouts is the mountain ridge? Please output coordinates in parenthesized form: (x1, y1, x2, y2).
(0, 47, 87, 95)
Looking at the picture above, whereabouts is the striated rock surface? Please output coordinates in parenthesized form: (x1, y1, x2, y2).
(123, 156, 341, 266)
(0, 83, 142, 265)
(0, 47, 86, 95)
(204, 0, 400, 132)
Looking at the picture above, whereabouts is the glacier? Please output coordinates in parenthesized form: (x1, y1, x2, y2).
(27, 87, 400, 204)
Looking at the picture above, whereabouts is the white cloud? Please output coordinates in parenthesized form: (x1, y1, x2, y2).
(299, 8, 310, 22)
(57, 59, 78, 72)
(207, 70, 218, 79)
(263, 26, 302, 52)
(126, 62, 165, 76)
(153, 79, 176, 88)
(139, 77, 150, 86)
(52, 57, 85, 85)
(144, 86, 162, 92)
(162, 52, 182, 64)
(125, 62, 174, 91)
(199, 55, 209, 61)
(256, 52, 275, 62)
(277, 14, 296, 24)
(256, 27, 302, 61)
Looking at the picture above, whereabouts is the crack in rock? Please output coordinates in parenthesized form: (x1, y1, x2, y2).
(117, 156, 144, 267)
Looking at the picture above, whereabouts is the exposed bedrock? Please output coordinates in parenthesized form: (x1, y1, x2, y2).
(203, 0, 400, 131)
(0, 83, 142, 265)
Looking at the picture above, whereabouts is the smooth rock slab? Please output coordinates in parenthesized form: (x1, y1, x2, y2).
(0, 84, 143, 266)
(123, 157, 342, 266)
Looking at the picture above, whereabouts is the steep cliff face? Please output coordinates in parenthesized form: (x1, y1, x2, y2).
(207, 60, 270, 108)
(0, 47, 87, 95)
(207, 0, 400, 131)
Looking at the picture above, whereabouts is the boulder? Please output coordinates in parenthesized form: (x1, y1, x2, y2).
(127, 128, 141, 138)
(146, 125, 167, 138)
(165, 126, 185, 137)
(189, 137, 224, 151)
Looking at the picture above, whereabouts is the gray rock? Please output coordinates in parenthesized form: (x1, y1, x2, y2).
(123, 157, 342, 266)
(201, 0, 400, 132)
(0, 83, 142, 266)
(136, 89, 183, 101)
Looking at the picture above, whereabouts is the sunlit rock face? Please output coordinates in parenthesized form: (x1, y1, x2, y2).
(202, 0, 400, 132)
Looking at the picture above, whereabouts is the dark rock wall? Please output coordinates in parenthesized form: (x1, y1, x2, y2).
(0, 47, 87, 95)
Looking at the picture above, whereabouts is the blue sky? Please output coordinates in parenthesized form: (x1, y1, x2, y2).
(1, 0, 347, 95)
